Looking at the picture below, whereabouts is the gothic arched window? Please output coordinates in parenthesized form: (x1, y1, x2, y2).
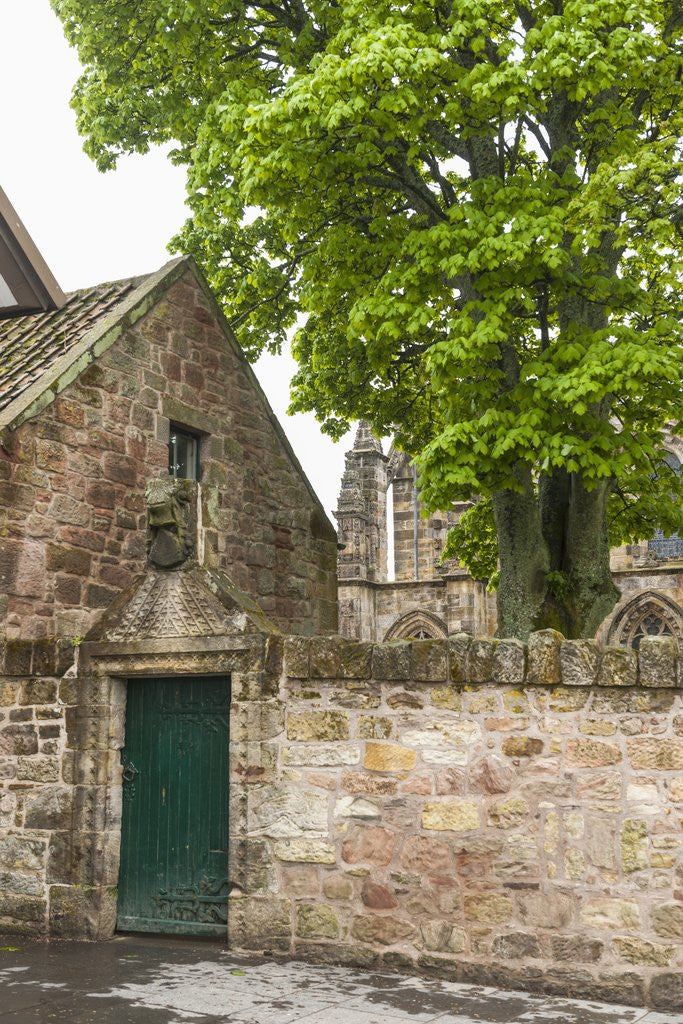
(384, 611, 448, 641)
(608, 592, 683, 650)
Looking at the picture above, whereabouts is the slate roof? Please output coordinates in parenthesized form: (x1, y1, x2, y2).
(0, 276, 142, 413)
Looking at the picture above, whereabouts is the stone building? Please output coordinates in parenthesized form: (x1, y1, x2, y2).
(336, 424, 683, 648)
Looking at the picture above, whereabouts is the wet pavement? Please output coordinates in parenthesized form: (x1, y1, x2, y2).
(0, 935, 678, 1024)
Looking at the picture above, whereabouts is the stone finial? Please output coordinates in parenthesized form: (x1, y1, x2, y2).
(353, 420, 383, 454)
(145, 477, 196, 568)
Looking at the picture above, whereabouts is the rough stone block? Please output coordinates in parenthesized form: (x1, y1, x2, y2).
(649, 972, 683, 1011)
(580, 898, 640, 930)
(411, 640, 448, 682)
(527, 629, 562, 685)
(464, 893, 514, 924)
(372, 642, 411, 681)
(421, 920, 466, 953)
(48, 884, 111, 939)
(309, 636, 344, 679)
(283, 637, 310, 679)
(598, 646, 637, 688)
(651, 903, 683, 940)
(566, 738, 622, 767)
(638, 636, 678, 688)
(351, 913, 414, 945)
(247, 788, 328, 839)
(468, 638, 498, 683)
(492, 639, 526, 684)
(286, 710, 349, 742)
(560, 639, 599, 687)
(339, 641, 373, 679)
(422, 799, 479, 832)
(364, 742, 416, 773)
(448, 633, 471, 683)
(627, 737, 683, 770)
(612, 936, 674, 967)
(272, 839, 336, 863)
(296, 903, 339, 939)
(491, 932, 541, 960)
(229, 896, 291, 950)
(341, 825, 395, 866)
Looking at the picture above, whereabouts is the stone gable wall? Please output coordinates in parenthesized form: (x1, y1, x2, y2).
(0, 269, 337, 641)
(234, 630, 683, 1011)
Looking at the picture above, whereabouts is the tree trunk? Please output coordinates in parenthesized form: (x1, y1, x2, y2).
(494, 473, 620, 640)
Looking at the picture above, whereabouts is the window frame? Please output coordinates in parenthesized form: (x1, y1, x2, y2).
(168, 424, 201, 482)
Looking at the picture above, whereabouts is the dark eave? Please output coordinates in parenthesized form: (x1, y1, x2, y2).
(0, 187, 66, 319)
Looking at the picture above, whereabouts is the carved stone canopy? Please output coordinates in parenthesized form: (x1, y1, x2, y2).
(85, 563, 279, 645)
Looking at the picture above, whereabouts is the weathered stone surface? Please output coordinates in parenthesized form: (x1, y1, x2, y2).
(364, 742, 416, 773)
(598, 646, 637, 687)
(551, 934, 604, 963)
(231, 897, 292, 950)
(24, 788, 73, 830)
(358, 716, 393, 740)
(651, 903, 683, 940)
(491, 932, 540, 959)
(560, 640, 599, 687)
(501, 736, 543, 758)
(628, 737, 683, 770)
(464, 894, 513, 924)
(527, 630, 562, 685)
(638, 635, 678, 688)
(342, 772, 397, 796)
(565, 738, 622, 767)
(519, 892, 572, 929)
(283, 637, 310, 678)
(420, 920, 466, 953)
(650, 972, 683, 1011)
(287, 711, 349, 742)
(0, 836, 45, 872)
(400, 835, 453, 876)
(352, 914, 414, 945)
(467, 638, 498, 683)
(372, 642, 411, 681)
(422, 800, 479, 832)
(580, 898, 640, 930)
(323, 874, 353, 900)
(283, 744, 360, 767)
(296, 903, 339, 939)
(273, 839, 336, 863)
(612, 936, 674, 967)
(492, 640, 526, 684)
(248, 789, 328, 839)
(339, 641, 373, 679)
(334, 796, 380, 820)
(621, 819, 648, 874)
(341, 826, 395, 866)
(361, 880, 397, 910)
(488, 797, 528, 829)
(448, 634, 471, 684)
(470, 755, 515, 795)
(411, 640, 448, 682)
(309, 637, 344, 679)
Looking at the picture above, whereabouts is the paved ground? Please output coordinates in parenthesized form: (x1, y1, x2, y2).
(0, 936, 679, 1024)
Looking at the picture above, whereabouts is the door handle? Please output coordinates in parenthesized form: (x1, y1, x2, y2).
(122, 762, 139, 784)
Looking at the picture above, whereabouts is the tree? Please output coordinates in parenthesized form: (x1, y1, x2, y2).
(53, 0, 683, 638)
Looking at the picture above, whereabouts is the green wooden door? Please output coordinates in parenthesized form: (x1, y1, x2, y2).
(118, 676, 230, 937)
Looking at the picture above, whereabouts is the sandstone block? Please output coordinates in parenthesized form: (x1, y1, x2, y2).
(565, 738, 621, 767)
(576, 772, 622, 802)
(24, 787, 73, 830)
(309, 636, 344, 679)
(341, 826, 395, 866)
(448, 634, 471, 683)
(464, 893, 513, 924)
(491, 932, 540, 959)
(284, 637, 310, 678)
(273, 839, 336, 863)
(551, 934, 604, 963)
(492, 639, 526, 684)
(283, 744, 360, 767)
(342, 772, 397, 796)
(0, 836, 46, 872)
(560, 639, 599, 687)
(230, 896, 292, 951)
(339, 641, 373, 679)
(612, 936, 674, 967)
(628, 737, 683, 770)
(650, 972, 683, 1012)
(280, 864, 320, 899)
(598, 647, 637, 688)
(372, 642, 411, 681)
(430, 687, 462, 711)
(434, 767, 466, 796)
(400, 835, 453, 876)
(488, 797, 528, 829)
(296, 903, 339, 939)
(411, 640, 448, 682)
(247, 788, 328, 839)
(620, 819, 648, 874)
(580, 898, 640, 930)
(361, 880, 397, 910)
(287, 711, 349, 742)
(423, 799, 479, 832)
(638, 635, 678, 688)
(323, 874, 353, 900)
(468, 638, 498, 683)
(527, 629, 562, 685)
(364, 742, 416, 773)
(334, 796, 380, 820)
(651, 903, 683, 940)
(470, 756, 515, 795)
(352, 914, 414, 946)
(519, 892, 572, 929)
(358, 716, 393, 740)
(501, 736, 543, 758)
(421, 920, 466, 953)
(386, 689, 423, 709)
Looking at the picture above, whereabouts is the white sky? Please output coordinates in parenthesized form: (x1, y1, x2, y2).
(0, 0, 353, 520)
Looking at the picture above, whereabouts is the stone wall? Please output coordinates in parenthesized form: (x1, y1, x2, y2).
(235, 630, 683, 1011)
(0, 267, 337, 641)
(2, 627, 682, 1010)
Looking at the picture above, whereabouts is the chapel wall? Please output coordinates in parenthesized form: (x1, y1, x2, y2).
(0, 270, 337, 641)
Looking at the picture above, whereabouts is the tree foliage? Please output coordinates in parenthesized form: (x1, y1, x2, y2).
(53, 0, 683, 636)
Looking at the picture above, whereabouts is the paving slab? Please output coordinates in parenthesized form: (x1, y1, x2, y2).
(0, 935, 679, 1024)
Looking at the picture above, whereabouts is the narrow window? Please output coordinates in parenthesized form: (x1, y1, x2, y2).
(168, 425, 200, 480)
